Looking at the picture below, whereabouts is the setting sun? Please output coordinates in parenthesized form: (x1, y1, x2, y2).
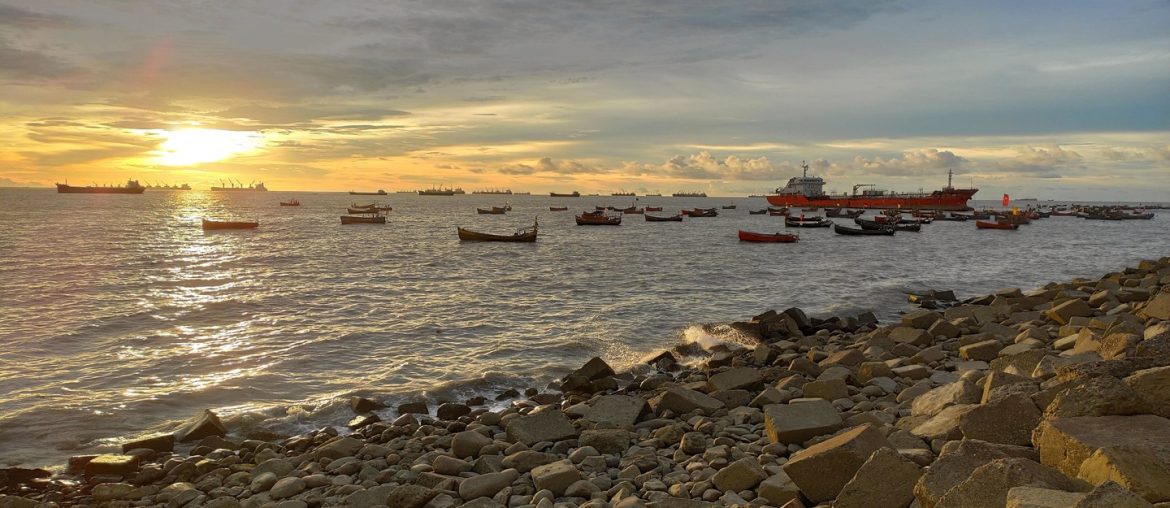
(155, 129, 263, 166)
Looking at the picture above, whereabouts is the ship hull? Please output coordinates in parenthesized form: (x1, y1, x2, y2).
(57, 184, 144, 194)
(765, 190, 977, 211)
(211, 187, 267, 191)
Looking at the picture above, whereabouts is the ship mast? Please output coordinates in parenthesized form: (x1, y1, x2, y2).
(947, 169, 953, 190)
(801, 160, 809, 178)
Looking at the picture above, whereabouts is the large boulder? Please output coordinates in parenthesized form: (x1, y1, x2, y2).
(757, 472, 801, 506)
(911, 404, 978, 442)
(911, 380, 981, 417)
(764, 400, 843, 445)
(581, 395, 649, 427)
(959, 394, 1042, 446)
(914, 439, 1040, 508)
(1124, 366, 1170, 418)
(83, 455, 139, 478)
(1076, 445, 1170, 503)
(935, 458, 1086, 508)
(121, 434, 175, 453)
(1074, 481, 1155, 508)
(711, 457, 767, 492)
(1032, 415, 1170, 477)
(175, 410, 227, 443)
(1047, 299, 1094, 325)
(505, 410, 578, 446)
(834, 447, 922, 508)
(561, 357, 616, 392)
(1043, 376, 1150, 419)
(781, 424, 892, 503)
(707, 367, 763, 392)
(531, 459, 580, 497)
(1142, 292, 1170, 320)
(458, 469, 519, 501)
(652, 387, 724, 415)
(578, 429, 631, 455)
(1006, 486, 1087, 508)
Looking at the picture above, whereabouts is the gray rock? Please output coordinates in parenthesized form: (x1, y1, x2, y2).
(458, 469, 519, 500)
(764, 400, 843, 445)
(505, 410, 578, 446)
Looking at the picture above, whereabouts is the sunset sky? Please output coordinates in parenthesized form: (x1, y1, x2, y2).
(1, 0, 1167, 199)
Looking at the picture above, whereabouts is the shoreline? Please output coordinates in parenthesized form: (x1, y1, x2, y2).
(3, 257, 1169, 507)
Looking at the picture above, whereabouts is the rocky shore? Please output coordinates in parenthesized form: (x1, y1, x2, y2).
(4, 257, 1170, 508)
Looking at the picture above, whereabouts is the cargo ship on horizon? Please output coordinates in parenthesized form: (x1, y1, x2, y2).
(211, 180, 268, 191)
(765, 163, 977, 211)
(56, 179, 146, 194)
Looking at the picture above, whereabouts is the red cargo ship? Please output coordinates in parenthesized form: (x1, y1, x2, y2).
(766, 163, 977, 211)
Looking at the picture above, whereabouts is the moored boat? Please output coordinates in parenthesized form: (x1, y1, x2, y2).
(57, 179, 146, 194)
(681, 208, 717, 217)
(834, 224, 895, 236)
(280, 199, 300, 206)
(722, 205, 736, 209)
(349, 190, 387, 195)
(341, 214, 387, 224)
(457, 219, 538, 242)
(202, 218, 259, 230)
(576, 211, 622, 225)
(645, 214, 683, 222)
(550, 191, 581, 197)
(645, 206, 663, 212)
(620, 207, 644, 214)
(549, 206, 568, 211)
(748, 209, 768, 215)
(784, 216, 833, 228)
(738, 230, 799, 243)
(855, 218, 920, 232)
(476, 207, 507, 215)
(975, 220, 1018, 230)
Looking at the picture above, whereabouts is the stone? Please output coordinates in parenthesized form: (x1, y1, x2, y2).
(959, 394, 1042, 446)
(892, 365, 930, 380)
(175, 409, 227, 442)
(270, 477, 305, 499)
(1143, 293, 1170, 320)
(351, 396, 384, 413)
(903, 310, 943, 330)
(83, 454, 139, 478)
(757, 472, 800, 506)
(781, 423, 892, 503)
(710, 389, 752, 409)
(1006, 486, 1088, 508)
(505, 410, 578, 446)
(1074, 481, 1155, 507)
(891, 327, 932, 347)
(253, 458, 294, 477)
(386, 485, 438, 508)
(91, 482, 134, 502)
(531, 459, 580, 497)
(315, 436, 364, 459)
(501, 450, 557, 473)
(1048, 299, 1094, 325)
(1077, 445, 1170, 503)
(911, 380, 981, 417)
(928, 319, 962, 339)
(834, 447, 922, 508)
(914, 440, 1042, 508)
(653, 387, 724, 414)
(1125, 366, 1170, 418)
(936, 457, 1084, 508)
(1043, 375, 1149, 419)
(581, 395, 649, 427)
(436, 403, 471, 420)
(911, 404, 978, 441)
(679, 432, 707, 455)
(458, 469, 519, 500)
(433, 455, 472, 476)
(819, 348, 865, 367)
(764, 400, 843, 444)
(347, 413, 381, 429)
(398, 400, 429, 414)
(121, 433, 175, 453)
(857, 362, 894, 382)
(708, 366, 763, 392)
(711, 457, 767, 492)
(579, 429, 631, 455)
(562, 357, 616, 391)
(801, 378, 848, 401)
(1032, 415, 1170, 477)
(452, 430, 493, 458)
(960, 339, 1004, 361)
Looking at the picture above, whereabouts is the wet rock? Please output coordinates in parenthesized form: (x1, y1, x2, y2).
(347, 413, 381, 429)
(781, 423, 892, 503)
(121, 433, 175, 453)
(835, 447, 922, 508)
(764, 400, 843, 444)
(505, 409, 578, 446)
(84, 454, 139, 478)
(176, 409, 228, 442)
(397, 400, 429, 414)
(351, 396, 384, 413)
(562, 357, 616, 392)
(436, 403, 471, 420)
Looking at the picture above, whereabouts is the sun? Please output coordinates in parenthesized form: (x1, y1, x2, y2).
(155, 129, 263, 166)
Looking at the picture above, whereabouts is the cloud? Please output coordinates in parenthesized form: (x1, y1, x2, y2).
(0, 4, 70, 27)
(498, 157, 602, 175)
(0, 39, 80, 81)
(846, 149, 969, 178)
(987, 145, 1082, 178)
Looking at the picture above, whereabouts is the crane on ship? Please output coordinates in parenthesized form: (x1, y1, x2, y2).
(853, 183, 876, 196)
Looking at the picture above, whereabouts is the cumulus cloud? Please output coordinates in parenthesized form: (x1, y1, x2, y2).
(844, 149, 968, 177)
(498, 157, 602, 175)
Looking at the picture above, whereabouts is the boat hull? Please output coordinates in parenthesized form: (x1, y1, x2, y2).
(341, 215, 386, 224)
(57, 184, 144, 194)
(645, 214, 683, 222)
(766, 189, 977, 211)
(457, 227, 537, 242)
(975, 220, 1018, 230)
(738, 230, 798, 243)
(834, 224, 895, 236)
(202, 219, 258, 230)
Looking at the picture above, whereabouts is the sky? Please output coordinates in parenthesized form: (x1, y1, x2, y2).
(1, 0, 1168, 199)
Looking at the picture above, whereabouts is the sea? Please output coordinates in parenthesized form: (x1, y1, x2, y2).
(0, 188, 1167, 468)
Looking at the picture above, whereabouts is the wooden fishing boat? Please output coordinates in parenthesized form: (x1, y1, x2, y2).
(834, 224, 895, 236)
(645, 206, 663, 212)
(738, 230, 799, 243)
(341, 215, 386, 224)
(476, 207, 507, 214)
(202, 218, 258, 230)
(347, 207, 379, 213)
(855, 218, 920, 232)
(645, 214, 683, 222)
(458, 219, 538, 242)
(576, 212, 622, 225)
(351, 203, 376, 209)
(976, 220, 1018, 230)
(748, 209, 768, 215)
(682, 208, 717, 217)
(280, 199, 300, 206)
(825, 208, 864, 218)
(549, 206, 568, 211)
(620, 207, 644, 214)
(768, 210, 789, 216)
(722, 205, 737, 209)
(935, 214, 969, 221)
(784, 217, 832, 228)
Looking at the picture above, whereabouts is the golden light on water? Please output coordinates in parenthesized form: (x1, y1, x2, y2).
(155, 129, 264, 166)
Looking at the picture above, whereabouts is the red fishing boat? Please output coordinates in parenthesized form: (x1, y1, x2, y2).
(549, 206, 568, 211)
(738, 230, 799, 243)
(767, 164, 977, 210)
(576, 211, 622, 225)
(976, 220, 1018, 230)
(645, 206, 663, 212)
